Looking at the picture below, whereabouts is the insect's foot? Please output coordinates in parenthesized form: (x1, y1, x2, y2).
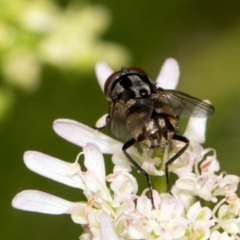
(167, 189, 173, 196)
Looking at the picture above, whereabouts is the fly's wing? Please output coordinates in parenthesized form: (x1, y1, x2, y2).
(154, 88, 214, 117)
(109, 98, 153, 141)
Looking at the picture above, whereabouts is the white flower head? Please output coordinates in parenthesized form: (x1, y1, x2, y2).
(12, 59, 240, 239)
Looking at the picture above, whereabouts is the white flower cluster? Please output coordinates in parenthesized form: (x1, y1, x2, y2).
(0, 0, 130, 91)
(12, 60, 240, 240)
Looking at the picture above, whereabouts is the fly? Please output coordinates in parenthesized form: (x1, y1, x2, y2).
(96, 67, 214, 209)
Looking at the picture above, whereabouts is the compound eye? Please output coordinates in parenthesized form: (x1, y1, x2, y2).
(127, 67, 148, 76)
(104, 70, 122, 96)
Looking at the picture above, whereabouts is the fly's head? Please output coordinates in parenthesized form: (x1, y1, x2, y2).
(104, 67, 157, 102)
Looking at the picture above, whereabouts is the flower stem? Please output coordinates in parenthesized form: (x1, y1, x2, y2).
(152, 175, 166, 193)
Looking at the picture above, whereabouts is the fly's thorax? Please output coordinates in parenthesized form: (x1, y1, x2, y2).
(151, 93, 175, 116)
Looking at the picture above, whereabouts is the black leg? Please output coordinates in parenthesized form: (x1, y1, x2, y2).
(165, 134, 189, 193)
(123, 139, 155, 209)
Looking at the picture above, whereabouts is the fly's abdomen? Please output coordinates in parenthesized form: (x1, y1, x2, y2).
(137, 113, 177, 149)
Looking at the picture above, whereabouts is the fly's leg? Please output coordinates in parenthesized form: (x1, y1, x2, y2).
(123, 139, 155, 209)
(165, 134, 189, 193)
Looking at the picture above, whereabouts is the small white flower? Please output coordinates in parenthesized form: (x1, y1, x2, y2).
(19, 1, 59, 33)
(0, 0, 131, 95)
(211, 193, 240, 236)
(2, 47, 41, 91)
(12, 59, 240, 239)
(210, 231, 235, 240)
(38, 5, 131, 70)
(185, 201, 215, 240)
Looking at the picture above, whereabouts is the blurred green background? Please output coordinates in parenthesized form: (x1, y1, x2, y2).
(2, 0, 240, 239)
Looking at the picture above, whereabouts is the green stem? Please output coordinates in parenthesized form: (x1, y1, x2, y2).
(152, 175, 166, 193)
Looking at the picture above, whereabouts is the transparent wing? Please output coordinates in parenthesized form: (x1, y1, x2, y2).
(109, 103, 132, 141)
(108, 88, 214, 141)
(154, 88, 215, 117)
(109, 98, 153, 141)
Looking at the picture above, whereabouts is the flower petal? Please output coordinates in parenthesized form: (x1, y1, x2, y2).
(95, 62, 113, 92)
(95, 113, 108, 128)
(12, 190, 74, 214)
(184, 115, 207, 144)
(53, 119, 122, 154)
(100, 211, 120, 240)
(156, 58, 179, 89)
(71, 203, 91, 224)
(210, 231, 235, 240)
(83, 143, 106, 186)
(24, 151, 86, 189)
(109, 171, 138, 195)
